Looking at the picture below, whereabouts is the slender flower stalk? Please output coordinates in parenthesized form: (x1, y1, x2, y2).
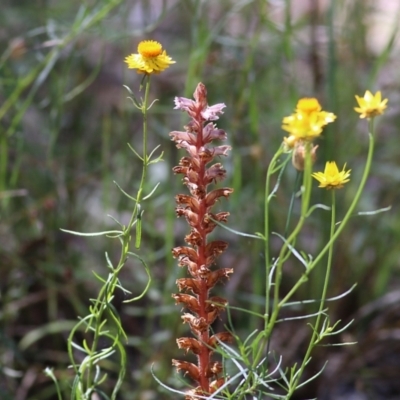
(170, 83, 234, 398)
(264, 145, 286, 327)
(286, 190, 337, 398)
(132, 74, 151, 248)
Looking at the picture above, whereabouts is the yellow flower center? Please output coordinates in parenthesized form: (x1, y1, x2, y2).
(296, 98, 321, 114)
(138, 40, 163, 58)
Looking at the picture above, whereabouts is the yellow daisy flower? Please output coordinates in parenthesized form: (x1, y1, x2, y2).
(296, 97, 322, 114)
(282, 98, 336, 142)
(354, 90, 388, 119)
(312, 161, 351, 190)
(124, 40, 175, 74)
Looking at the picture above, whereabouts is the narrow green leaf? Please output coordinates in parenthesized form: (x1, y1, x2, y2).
(113, 180, 136, 202)
(143, 182, 160, 200)
(127, 143, 143, 160)
(60, 228, 123, 237)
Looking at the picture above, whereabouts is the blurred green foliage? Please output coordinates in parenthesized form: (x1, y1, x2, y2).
(1, 0, 400, 399)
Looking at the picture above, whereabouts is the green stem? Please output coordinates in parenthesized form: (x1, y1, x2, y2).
(264, 146, 285, 326)
(272, 144, 312, 320)
(0, 130, 7, 195)
(284, 170, 302, 237)
(134, 75, 151, 248)
(287, 190, 336, 397)
(320, 190, 336, 317)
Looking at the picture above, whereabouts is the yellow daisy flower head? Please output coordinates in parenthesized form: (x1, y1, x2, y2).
(124, 40, 175, 74)
(296, 98, 322, 115)
(312, 161, 351, 190)
(354, 90, 388, 119)
(282, 114, 322, 140)
(282, 110, 336, 141)
(282, 97, 336, 143)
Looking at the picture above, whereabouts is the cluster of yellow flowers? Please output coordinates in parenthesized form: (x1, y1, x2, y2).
(282, 97, 336, 147)
(124, 40, 388, 191)
(281, 91, 388, 189)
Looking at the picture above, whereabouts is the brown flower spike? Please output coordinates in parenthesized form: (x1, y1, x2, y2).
(170, 83, 234, 398)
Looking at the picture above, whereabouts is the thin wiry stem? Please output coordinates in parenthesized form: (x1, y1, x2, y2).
(286, 190, 336, 398)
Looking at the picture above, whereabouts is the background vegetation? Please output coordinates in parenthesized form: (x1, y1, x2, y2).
(1, 0, 400, 399)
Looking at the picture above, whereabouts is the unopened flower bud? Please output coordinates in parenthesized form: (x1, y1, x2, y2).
(292, 141, 318, 171)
